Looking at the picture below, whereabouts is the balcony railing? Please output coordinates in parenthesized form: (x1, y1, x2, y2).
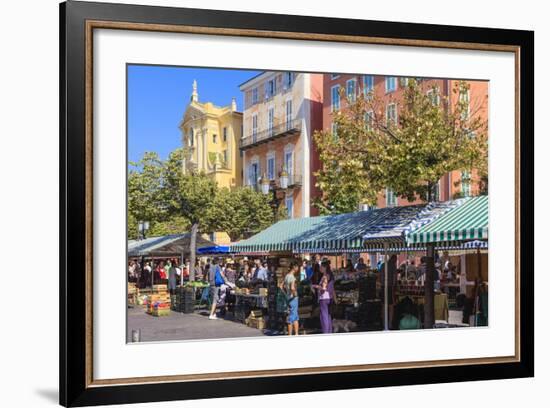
(246, 173, 303, 191)
(240, 118, 301, 150)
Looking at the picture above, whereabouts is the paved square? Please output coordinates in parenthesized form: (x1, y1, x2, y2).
(127, 307, 265, 342)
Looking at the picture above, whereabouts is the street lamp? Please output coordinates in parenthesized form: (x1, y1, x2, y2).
(279, 168, 289, 190)
(138, 220, 150, 240)
(260, 174, 271, 195)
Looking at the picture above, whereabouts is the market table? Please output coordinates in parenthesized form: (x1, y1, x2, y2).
(234, 293, 269, 323)
(234, 293, 268, 308)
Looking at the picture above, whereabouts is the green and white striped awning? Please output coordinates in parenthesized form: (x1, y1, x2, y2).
(406, 195, 488, 245)
(230, 211, 367, 254)
(230, 204, 446, 254)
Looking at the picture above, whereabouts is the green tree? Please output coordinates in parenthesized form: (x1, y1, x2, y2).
(160, 148, 219, 280)
(148, 215, 190, 237)
(205, 187, 275, 242)
(127, 152, 166, 239)
(313, 80, 488, 213)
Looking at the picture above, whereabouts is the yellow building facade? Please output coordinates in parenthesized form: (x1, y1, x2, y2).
(179, 80, 243, 190)
(179, 81, 243, 245)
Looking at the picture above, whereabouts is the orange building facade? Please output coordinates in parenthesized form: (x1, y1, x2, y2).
(239, 72, 324, 218)
(321, 74, 489, 208)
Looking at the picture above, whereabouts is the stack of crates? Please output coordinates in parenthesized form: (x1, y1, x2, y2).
(173, 287, 195, 313)
(146, 284, 171, 317)
(128, 282, 138, 306)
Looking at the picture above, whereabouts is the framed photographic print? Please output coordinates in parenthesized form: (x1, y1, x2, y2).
(60, 0, 534, 406)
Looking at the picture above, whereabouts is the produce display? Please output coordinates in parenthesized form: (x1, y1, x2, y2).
(184, 281, 209, 289)
(396, 283, 425, 297)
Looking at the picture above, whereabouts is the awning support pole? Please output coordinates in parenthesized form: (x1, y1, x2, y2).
(384, 242, 389, 331)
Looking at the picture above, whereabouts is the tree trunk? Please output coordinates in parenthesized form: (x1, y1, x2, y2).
(424, 244, 435, 329)
(189, 222, 199, 282)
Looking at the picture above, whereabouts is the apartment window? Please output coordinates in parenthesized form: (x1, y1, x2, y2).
(346, 78, 357, 103)
(365, 110, 374, 131)
(223, 127, 228, 142)
(429, 181, 440, 202)
(286, 100, 292, 130)
(188, 128, 194, 146)
(223, 150, 228, 166)
(284, 148, 294, 178)
(459, 89, 470, 120)
(427, 88, 441, 106)
(399, 77, 410, 87)
(386, 188, 397, 207)
(285, 195, 294, 218)
(212, 134, 217, 144)
(331, 85, 341, 112)
(434, 182, 440, 201)
(363, 75, 374, 97)
(268, 107, 275, 136)
(252, 87, 259, 104)
(461, 171, 471, 197)
(331, 74, 340, 79)
(385, 76, 397, 93)
(331, 122, 338, 139)
(284, 72, 293, 89)
(265, 78, 276, 98)
(267, 154, 275, 180)
(248, 162, 259, 187)
(252, 114, 258, 141)
(386, 103, 397, 125)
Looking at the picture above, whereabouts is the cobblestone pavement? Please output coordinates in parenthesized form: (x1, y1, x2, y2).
(127, 306, 265, 343)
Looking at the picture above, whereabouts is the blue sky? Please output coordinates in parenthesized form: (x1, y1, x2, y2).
(127, 65, 261, 163)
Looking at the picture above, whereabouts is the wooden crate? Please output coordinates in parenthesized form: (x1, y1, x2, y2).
(246, 317, 265, 330)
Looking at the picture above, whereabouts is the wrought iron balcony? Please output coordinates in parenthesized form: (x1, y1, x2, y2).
(246, 173, 302, 192)
(240, 119, 301, 150)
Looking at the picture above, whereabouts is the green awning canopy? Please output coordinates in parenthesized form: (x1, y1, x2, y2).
(406, 195, 488, 245)
(230, 205, 446, 254)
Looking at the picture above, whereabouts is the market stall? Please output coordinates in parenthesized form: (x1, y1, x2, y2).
(360, 199, 467, 330)
(406, 195, 489, 326)
(229, 203, 460, 333)
(128, 233, 215, 288)
(127, 233, 215, 316)
(230, 211, 380, 333)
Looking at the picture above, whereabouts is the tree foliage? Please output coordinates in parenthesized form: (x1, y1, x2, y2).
(127, 150, 192, 239)
(313, 80, 488, 214)
(127, 147, 276, 279)
(205, 187, 275, 242)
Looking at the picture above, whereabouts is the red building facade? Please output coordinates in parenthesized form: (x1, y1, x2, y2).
(321, 73, 489, 208)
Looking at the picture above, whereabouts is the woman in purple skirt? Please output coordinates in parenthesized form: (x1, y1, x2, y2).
(314, 260, 337, 334)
